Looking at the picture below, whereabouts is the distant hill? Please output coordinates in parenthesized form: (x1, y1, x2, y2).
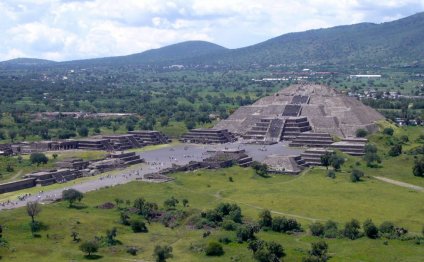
(63, 41, 228, 67)
(2, 12, 424, 69)
(0, 58, 56, 67)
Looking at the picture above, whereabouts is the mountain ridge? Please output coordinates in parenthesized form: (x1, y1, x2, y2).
(1, 12, 424, 68)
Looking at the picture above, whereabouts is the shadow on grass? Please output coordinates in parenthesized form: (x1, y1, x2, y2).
(84, 254, 103, 260)
(70, 203, 88, 210)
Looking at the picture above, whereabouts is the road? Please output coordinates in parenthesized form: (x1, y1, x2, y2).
(374, 176, 424, 191)
(0, 142, 303, 211)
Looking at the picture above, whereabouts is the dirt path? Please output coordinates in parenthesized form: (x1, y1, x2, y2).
(374, 176, 424, 191)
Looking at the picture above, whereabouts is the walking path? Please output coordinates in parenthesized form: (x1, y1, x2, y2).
(374, 176, 424, 191)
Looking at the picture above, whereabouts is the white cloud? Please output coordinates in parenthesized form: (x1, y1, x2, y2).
(0, 0, 423, 61)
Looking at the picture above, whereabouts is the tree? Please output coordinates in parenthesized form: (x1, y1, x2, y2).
(310, 222, 325, 237)
(248, 239, 285, 262)
(258, 210, 273, 228)
(8, 130, 17, 142)
(164, 196, 179, 210)
(363, 219, 379, 239)
(26, 201, 41, 223)
(153, 245, 173, 262)
(320, 152, 332, 170)
(326, 170, 336, 179)
(324, 220, 339, 238)
(355, 129, 368, 138)
(77, 126, 89, 137)
(185, 120, 196, 130)
(182, 199, 189, 207)
(350, 169, 364, 183)
(413, 157, 424, 177)
(106, 227, 118, 245)
(71, 231, 80, 242)
(383, 127, 394, 136)
(62, 189, 84, 207)
(205, 241, 224, 256)
(329, 154, 345, 171)
(303, 241, 329, 262)
(363, 144, 381, 167)
(343, 219, 361, 240)
(388, 144, 402, 157)
(237, 224, 260, 242)
(131, 220, 148, 233)
(79, 240, 99, 256)
(30, 153, 48, 166)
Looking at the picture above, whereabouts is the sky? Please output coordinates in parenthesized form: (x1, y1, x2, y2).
(0, 0, 423, 62)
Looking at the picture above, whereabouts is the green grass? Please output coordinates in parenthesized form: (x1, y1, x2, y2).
(0, 166, 423, 261)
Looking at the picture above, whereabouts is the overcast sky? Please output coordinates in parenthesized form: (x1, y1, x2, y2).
(1, 0, 423, 62)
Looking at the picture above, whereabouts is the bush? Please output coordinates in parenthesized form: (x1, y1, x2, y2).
(221, 219, 237, 231)
(343, 219, 361, 240)
(251, 161, 269, 177)
(356, 129, 368, 137)
(363, 219, 379, 239)
(218, 237, 232, 244)
(62, 189, 84, 207)
(154, 245, 173, 262)
(258, 210, 272, 228)
(127, 246, 138, 256)
(379, 221, 395, 235)
(131, 220, 148, 233)
(271, 216, 302, 233)
(236, 224, 260, 242)
(350, 169, 364, 183)
(30, 153, 49, 166)
(303, 241, 329, 262)
(383, 127, 394, 136)
(388, 144, 402, 157)
(310, 222, 325, 237)
(327, 170, 336, 179)
(324, 220, 339, 238)
(205, 242, 224, 256)
(413, 157, 424, 177)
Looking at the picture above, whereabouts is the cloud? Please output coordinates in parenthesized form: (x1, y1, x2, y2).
(0, 0, 423, 61)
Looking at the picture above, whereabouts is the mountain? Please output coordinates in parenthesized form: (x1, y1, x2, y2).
(207, 12, 424, 67)
(63, 41, 228, 67)
(2, 12, 424, 69)
(0, 58, 56, 67)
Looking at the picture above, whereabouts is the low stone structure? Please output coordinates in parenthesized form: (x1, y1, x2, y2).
(263, 155, 307, 175)
(0, 144, 13, 156)
(56, 158, 89, 170)
(128, 130, 170, 145)
(300, 148, 333, 166)
(180, 128, 236, 144)
(330, 138, 367, 156)
(0, 178, 36, 194)
(289, 132, 334, 147)
(24, 169, 80, 186)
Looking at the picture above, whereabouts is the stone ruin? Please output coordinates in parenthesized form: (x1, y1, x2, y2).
(215, 84, 384, 143)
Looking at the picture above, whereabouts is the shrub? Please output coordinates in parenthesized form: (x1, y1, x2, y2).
(127, 246, 138, 256)
(350, 169, 364, 183)
(62, 189, 84, 207)
(251, 161, 269, 177)
(236, 224, 260, 242)
(218, 237, 232, 244)
(327, 170, 336, 179)
(205, 242, 224, 256)
(413, 157, 424, 177)
(324, 220, 339, 238)
(154, 245, 173, 262)
(310, 222, 325, 237)
(30, 153, 49, 166)
(363, 219, 379, 239)
(343, 219, 361, 240)
(388, 144, 402, 157)
(222, 219, 237, 231)
(379, 221, 395, 235)
(383, 127, 394, 136)
(131, 220, 148, 233)
(258, 210, 273, 228)
(356, 129, 368, 137)
(271, 216, 302, 233)
(303, 241, 329, 262)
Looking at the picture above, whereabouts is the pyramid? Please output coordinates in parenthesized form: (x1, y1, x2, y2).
(215, 84, 384, 139)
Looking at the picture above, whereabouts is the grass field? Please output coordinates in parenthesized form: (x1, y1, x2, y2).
(0, 166, 423, 261)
